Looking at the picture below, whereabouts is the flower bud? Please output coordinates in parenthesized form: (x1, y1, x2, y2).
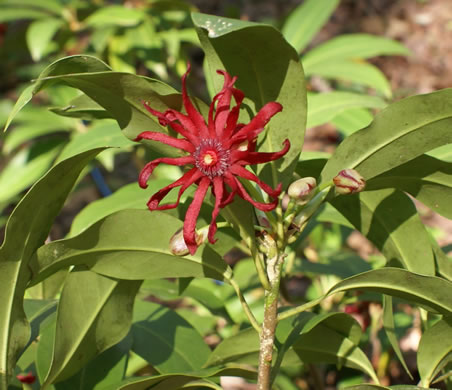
(16, 372, 36, 384)
(169, 228, 207, 256)
(333, 169, 365, 195)
(287, 177, 317, 204)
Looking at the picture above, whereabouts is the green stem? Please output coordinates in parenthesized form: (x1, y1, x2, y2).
(277, 296, 324, 321)
(229, 278, 262, 333)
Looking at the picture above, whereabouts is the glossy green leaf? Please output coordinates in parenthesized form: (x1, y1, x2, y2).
(331, 189, 435, 275)
(193, 12, 307, 186)
(56, 120, 135, 163)
(0, 148, 104, 389)
(307, 91, 386, 128)
(85, 6, 145, 27)
(320, 88, 452, 183)
(382, 296, 413, 379)
(325, 268, 452, 315)
(427, 144, 452, 162)
(69, 180, 173, 236)
(3, 85, 35, 132)
(0, 139, 64, 204)
(281, 0, 340, 53)
(418, 317, 452, 387)
(30, 210, 232, 284)
(306, 60, 392, 98)
(0, 0, 63, 13)
(23, 299, 57, 352)
(26, 18, 63, 61)
(29, 55, 197, 156)
(302, 33, 410, 74)
(366, 155, 452, 219)
(131, 300, 210, 373)
(103, 366, 256, 390)
(331, 108, 373, 137)
(42, 268, 141, 386)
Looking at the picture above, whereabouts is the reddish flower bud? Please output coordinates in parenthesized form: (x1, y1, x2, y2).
(16, 372, 36, 384)
(287, 177, 317, 204)
(333, 169, 365, 195)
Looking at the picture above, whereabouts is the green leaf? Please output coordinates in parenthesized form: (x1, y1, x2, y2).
(0, 139, 64, 204)
(281, 0, 340, 53)
(331, 189, 435, 275)
(30, 210, 232, 285)
(366, 155, 452, 220)
(331, 108, 373, 137)
(306, 60, 392, 98)
(0, 148, 104, 389)
(325, 268, 452, 315)
(382, 296, 413, 379)
(193, 12, 307, 186)
(69, 180, 174, 236)
(3, 84, 35, 132)
(131, 300, 210, 373)
(320, 88, 452, 183)
(42, 268, 141, 386)
(0, 8, 53, 22)
(85, 6, 145, 27)
(307, 91, 386, 128)
(49, 94, 111, 120)
(55, 120, 135, 163)
(418, 317, 452, 387)
(0, 0, 63, 14)
(26, 18, 63, 61)
(102, 366, 256, 390)
(302, 33, 410, 74)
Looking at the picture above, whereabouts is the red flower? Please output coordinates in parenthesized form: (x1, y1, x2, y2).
(136, 65, 290, 254)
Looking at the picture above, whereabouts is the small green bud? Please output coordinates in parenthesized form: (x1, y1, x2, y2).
(333, 169, 365, 195)
(287, 177, 317, 204)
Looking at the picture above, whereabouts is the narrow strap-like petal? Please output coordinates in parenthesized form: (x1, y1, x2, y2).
(135, 131, 195, 153)
(181, 64, 209, 139)
(225, 173, 278, 212)
(227, 102, 282, 147)
(230, 164, 282, 198)
(138, 156, 194, 188)
(183, 177, 211, 255)
(231, 139, 290, 165)
(213, 71, 235, 137)
(221, 88, 244, 139)
(207, 176, 224, 244)
(143, 102, 199, 145)
(147, 168, 202, 211)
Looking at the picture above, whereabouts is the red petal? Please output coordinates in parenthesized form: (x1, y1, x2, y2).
(230, 165, 282, 198)
(221, 86, 245, 139)
(208, 176, 224, 244)
(181, 64, 209, 139)
(228, 102, 282, 147)
(147, 168, 202, 210)
(143, 102, 199, 145)
(225, 173, 278, 212)
(135, 131, 195, 153)
(231, 139, 290, 165)
(183, 177, 211, 255)
(138, 156, 194, 188)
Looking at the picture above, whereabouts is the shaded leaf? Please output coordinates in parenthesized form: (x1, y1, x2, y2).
(42, 268, 141, 386)
(418, 317, 452, 387)
(331, 189, 435, 275)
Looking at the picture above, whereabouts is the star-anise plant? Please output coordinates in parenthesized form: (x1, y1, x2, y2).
(134, 66, 353, 389)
